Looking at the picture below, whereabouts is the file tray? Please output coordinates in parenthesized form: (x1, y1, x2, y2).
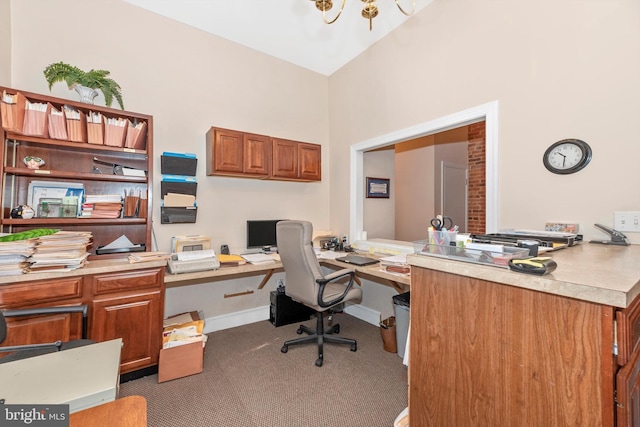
(161, 153, 197, 176)
(161, 206, 197, 224)
(413, 240, 529, 269)
(161, 181, 197, 197)
(96, 244, 146, 255)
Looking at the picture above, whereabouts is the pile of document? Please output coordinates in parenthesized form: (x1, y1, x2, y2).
(162, 312, 207, 349)
(82, 194, 123, 218)
(27, 231, 93, 273)
(0, 240, 36, 276)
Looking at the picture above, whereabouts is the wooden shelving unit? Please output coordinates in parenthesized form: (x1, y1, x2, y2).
(0, 86, 154, 259)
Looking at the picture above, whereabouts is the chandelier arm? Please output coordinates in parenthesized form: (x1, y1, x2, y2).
(395, 0, 416, 16)
(322, 0, 347, 24)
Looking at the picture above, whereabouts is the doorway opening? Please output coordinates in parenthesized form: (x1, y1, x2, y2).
(349, 101, 499, 243)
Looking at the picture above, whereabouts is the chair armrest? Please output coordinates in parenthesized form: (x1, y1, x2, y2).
(0, 340, 62, 353)
(316, 268, 356, 308)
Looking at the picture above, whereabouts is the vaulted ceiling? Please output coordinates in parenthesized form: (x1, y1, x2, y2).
(123, 0, 432, 76)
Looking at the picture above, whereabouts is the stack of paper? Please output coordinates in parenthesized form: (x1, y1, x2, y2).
(82, 194, 122, 218)
(0, 239, 36, 275)
(28, 231, 93, 273)
(217, 254, 247, 266)
(162, 312, 207, 349)
(241, 253, 276, 265)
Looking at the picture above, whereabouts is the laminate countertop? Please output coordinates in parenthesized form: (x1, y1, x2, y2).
(407, 243, 640, 308)
(0, 259, 167, 285)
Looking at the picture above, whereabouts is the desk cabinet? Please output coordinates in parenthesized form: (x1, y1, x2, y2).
(0, 266, 165, 375)
(409, 267, 640, 426)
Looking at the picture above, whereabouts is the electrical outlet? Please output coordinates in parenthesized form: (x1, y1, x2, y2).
(614, 211, 640, 232)
(277, 279, 284, 287)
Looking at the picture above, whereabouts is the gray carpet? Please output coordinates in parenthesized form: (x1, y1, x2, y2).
(119, 313, 408, 427)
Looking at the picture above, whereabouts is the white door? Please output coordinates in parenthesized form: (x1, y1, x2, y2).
(441, 161, 468, 232)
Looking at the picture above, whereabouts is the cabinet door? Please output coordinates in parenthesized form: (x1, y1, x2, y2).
(298, 142, 321, 181)
(212, 128, 244, 173)
(243, 133, 270, 176)
(271, 138, 298, 179)
(617, 344, 640, 427)
(1, 310, 83, 353)
(92, 290, 162, 373)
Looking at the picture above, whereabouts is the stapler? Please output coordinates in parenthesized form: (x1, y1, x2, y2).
(590, 223, 629, 246)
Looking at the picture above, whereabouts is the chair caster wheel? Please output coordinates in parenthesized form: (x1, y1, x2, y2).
(296, 327, 304, 335)
(315, 358, 323, 367)
(350, 343, 357, 352)
(281, 346, 288, 353)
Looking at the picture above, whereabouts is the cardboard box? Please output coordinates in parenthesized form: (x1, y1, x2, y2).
(158, 311, 205, 383)
(158, 341, 204, 383)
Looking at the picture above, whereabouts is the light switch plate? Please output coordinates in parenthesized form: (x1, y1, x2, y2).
(614, 211, 640, 232)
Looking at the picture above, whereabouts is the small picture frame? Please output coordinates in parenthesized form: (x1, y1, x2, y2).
(366, 177, 390, 198)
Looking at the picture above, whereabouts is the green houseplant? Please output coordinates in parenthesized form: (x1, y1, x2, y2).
(43, 62, 125, 110)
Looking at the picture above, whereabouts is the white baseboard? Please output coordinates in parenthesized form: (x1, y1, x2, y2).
(343, 303, 380, 327)
(203, 303, 381, 333)
(203, 306, 270, 334)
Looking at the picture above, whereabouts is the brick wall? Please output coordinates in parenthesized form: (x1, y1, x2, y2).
(467, 122, 486, 233)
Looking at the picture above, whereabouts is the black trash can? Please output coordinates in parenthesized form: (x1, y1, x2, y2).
(392, 291, 410, 359)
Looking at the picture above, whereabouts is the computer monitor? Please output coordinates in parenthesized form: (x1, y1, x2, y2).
(246, 220, 286, 252)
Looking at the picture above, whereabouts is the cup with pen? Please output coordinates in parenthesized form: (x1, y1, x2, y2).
(427, 215, 457, 255)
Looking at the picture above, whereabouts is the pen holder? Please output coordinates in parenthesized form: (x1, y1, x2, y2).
(428, 229, 457, 247)
(124, 195, 140, 218)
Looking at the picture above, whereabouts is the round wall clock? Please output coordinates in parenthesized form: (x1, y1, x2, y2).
(543, 139, 592, 174)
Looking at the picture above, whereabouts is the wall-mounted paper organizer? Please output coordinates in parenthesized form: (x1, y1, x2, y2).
(160, 152, 197, 224)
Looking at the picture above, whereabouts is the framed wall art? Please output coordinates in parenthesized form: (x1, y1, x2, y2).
(366, 177, 390, 198)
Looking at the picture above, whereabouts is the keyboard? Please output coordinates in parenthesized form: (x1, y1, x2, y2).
(176, 249, 216, 261)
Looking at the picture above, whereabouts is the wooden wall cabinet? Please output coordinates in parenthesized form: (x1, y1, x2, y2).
(206, 126, 321, 182)
(206, 127, 270, 177)
(0, 86, 153, 259)
(271, 138, 321, 182)
(0, 265, 165, 375)
(409, 266, 640, 427)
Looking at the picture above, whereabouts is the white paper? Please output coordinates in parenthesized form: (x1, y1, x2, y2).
(101, 235, 136, 250)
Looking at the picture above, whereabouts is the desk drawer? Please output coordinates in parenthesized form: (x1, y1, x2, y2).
(0, 278, 83, 308)
(617, 298, 640, 366)
(93, 268, 163, 296)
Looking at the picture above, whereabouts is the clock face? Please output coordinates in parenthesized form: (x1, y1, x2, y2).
(543, 139, 592, 174)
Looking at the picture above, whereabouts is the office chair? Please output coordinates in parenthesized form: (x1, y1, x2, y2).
(276, 220, 362, 367)
(0, 304, 94, 364)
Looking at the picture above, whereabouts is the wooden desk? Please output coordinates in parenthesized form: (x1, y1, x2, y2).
(163, 253, 410, 291)
(70, 395, 147, 427)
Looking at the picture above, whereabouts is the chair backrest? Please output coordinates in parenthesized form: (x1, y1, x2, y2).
(276, 220, 325, 306)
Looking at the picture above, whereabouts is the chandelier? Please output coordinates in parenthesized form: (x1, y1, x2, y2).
(311, 0, 416, 31)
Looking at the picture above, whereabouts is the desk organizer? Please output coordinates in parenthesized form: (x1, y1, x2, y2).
(413, 240, 529, 269)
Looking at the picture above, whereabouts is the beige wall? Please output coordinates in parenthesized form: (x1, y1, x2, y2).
(0, 0, 10, 85)
(5, 0, 640, 326)
(6, 0, 331, 321)
(329, 0, 640, 244)
(363, 149, 395, 239)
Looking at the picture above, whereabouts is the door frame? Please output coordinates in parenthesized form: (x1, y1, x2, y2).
(349, 100, 499, 243)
